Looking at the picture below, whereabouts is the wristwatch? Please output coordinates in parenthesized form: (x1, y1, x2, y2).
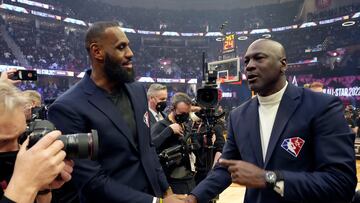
(264, 170, 283, 189)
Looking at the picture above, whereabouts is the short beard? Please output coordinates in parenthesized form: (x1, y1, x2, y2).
(104, 54, 135, 84)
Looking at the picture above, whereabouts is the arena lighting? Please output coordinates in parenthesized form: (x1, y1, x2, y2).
(352, 12, 360, 18)
(262, 34, 271, 38)
(235, 31, 248, 35)
(299, 22, 317, 28)
(342, 21, 356, 27)
(137, 77, 155, 83)
(250, 28, 271, 34)
(216, 37, 224, 41)
(0, 65, 25, 72)
(187, 78, 198, 84)
(77, 72, 85, 78)
(238, 36, 248, 40)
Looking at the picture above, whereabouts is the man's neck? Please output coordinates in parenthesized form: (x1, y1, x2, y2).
(0, 139, 19, 153)
(148, 104, 157, 114)
(90, 68, 115, 93)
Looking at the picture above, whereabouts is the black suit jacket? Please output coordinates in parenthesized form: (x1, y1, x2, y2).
(192, 84, 356, 203)
(48, 70, 168, 203)
(149, 110, 166, 128)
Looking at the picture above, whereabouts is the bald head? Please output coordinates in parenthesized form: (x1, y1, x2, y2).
(244, 39, 288, 96)
(247, 39, 286, 60)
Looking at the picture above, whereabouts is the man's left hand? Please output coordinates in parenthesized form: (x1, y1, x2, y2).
(219, 159, 266, 188)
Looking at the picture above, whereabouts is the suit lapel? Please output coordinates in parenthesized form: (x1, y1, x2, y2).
(248, 98, 264, 168)
(125, 83, 149, 152)
(264, 85, 301, 167)
(82, 72, 139, 151)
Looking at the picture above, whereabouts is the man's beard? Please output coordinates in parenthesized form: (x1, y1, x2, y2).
(104, 54, 135, 84)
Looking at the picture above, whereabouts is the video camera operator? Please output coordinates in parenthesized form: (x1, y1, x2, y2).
(151, 92, 196, 194)
(189, 106, 225, 185)
(0, 77, 73, 203)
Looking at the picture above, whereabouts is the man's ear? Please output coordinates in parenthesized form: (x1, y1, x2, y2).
(90, 43, 104, 61)
(280, 57, 287, 74)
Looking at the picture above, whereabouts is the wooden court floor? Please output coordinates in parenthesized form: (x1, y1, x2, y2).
(217, 160, 360, 203)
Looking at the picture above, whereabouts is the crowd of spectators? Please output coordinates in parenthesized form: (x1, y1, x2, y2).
(307, 3, 360, 21)
(3, 15, 88, 72)
(0, 0, 359, 106)
(49, 0, 302, 32)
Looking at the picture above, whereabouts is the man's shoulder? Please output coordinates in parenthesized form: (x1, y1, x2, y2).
(302, 87, 340, 106)
(126, 82, 146, 93)
(53, 80, 86, 105)
(230, 97, 255, 115)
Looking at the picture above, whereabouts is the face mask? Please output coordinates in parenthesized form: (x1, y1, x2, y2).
(156, 101, 167, 112)
(174, 113, 189, 124)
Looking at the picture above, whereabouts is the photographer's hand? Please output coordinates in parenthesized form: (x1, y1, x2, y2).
(48, 159, 74, 189)
(4, 131, 67, 203)
(169, 123, 184, 136)
(0, 69, 20, 85)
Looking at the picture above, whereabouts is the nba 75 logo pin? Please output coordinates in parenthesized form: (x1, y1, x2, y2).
(281, 137, 305, 157)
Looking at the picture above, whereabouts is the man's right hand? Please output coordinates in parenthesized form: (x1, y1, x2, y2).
(169, 123, 184, 136)
(184, 194, 198, 203)
(163, 194, 187, 203)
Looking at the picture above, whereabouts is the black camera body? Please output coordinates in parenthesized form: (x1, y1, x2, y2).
(158, 132, 198, 168)
(22, 120, 99, 160)
(196, 70, 220, 108)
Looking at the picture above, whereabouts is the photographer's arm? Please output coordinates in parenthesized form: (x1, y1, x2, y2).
(4, 131, 68, 203)
(151, 122, 175, 148)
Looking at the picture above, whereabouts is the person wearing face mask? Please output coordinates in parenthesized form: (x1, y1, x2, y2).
(147, 84, 168, 127)
(151, 92, 196, 195)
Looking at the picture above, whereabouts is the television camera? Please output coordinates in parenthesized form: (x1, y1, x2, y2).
(158, 53, 225, 171)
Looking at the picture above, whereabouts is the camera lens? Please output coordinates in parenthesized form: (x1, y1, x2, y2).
(27, 120, 99, 160)
(58, 130, 98, 160)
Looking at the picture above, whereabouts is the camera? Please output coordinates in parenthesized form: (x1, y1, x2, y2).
(196, 70, 221, 108)
(22, 120, 99, 160)
(10, 70, 38, 81)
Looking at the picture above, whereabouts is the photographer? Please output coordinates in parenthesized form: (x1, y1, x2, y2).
(189, 107, 225, 185)
(151, 92, 196, 194)
(0, 79, 73, 203)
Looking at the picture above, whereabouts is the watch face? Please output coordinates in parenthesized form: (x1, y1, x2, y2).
(265, 171, 277, 183)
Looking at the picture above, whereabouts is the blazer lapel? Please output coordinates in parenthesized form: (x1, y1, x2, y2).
(248, 98, 264, 168)
(125, 83, 150, 151)
(264, 85, 301, 167)
(82, 72, 139, 151)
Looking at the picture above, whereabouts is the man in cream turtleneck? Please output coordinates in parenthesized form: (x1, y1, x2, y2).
(185, 39, 356, 203)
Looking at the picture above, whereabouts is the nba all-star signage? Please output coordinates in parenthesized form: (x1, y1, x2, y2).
(288, 74, 360, 99)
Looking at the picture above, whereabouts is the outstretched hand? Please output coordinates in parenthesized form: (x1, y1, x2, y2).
(219, 159, 266, 188)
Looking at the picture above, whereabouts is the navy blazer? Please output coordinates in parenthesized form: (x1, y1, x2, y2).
(48, 70, 168, 203)
(192, 84, 356, 203)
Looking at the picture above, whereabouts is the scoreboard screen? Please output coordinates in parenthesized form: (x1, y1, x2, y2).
(223, 34, 235, 53)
